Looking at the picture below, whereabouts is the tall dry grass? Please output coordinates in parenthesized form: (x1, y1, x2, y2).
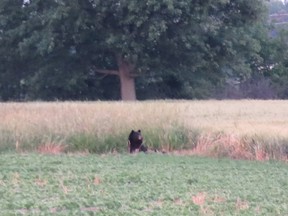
(1, 100, 288, 160)
(0, 101, 187, 152)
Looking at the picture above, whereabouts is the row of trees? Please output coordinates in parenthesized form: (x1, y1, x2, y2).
(0, 0, 288, 101)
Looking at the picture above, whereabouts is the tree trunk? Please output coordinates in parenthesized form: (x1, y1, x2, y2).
(117, 56, 137, 101)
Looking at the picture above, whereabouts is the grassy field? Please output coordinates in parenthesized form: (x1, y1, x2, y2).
(0, 153, 287, 215)
(1, 100, 288, 215)
(1, 100, 288, 160)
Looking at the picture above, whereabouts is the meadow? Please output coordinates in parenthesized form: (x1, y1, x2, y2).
(0, 153, 288, 215)
(1, 100, 288, 160)
(1, 100, 288, 215)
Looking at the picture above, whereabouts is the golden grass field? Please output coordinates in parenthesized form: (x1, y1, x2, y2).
(1, 100, 288, 136)
(1, 100, 288, 159)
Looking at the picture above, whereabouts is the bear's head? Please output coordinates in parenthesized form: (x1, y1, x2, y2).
(128, 129, 147, 153)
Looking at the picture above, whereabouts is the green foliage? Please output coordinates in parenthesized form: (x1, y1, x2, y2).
(0, 0, 271, 100)
(0, 124, 190, 153)
(0, 130, 16, 152)
(0, 153, 288, 215)
(267, 29, 288, 98)
(66, 124, 189, 154)
(2, 124, 288, 161)
(67, 132, 128, 153)
(143, 124, 190, 150)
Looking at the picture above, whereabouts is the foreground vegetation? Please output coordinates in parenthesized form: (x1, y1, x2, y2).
(1, 100, 288, 160)
(0, 153, 287, 215)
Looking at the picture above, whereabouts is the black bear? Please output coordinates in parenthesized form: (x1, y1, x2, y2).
(128, 130, 148, 153)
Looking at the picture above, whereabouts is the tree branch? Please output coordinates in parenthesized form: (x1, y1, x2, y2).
(94, 68, 119, 76)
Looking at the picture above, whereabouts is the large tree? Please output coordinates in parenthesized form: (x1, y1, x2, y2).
(0, 0, 267, 100)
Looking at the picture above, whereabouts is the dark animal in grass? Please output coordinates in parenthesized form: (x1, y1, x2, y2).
(128, 130, 148, 153)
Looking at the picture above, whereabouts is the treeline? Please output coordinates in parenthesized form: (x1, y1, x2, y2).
(0, 0, 288, 101)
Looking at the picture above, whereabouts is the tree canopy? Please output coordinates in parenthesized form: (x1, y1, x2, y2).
(2, 0, 287, 101)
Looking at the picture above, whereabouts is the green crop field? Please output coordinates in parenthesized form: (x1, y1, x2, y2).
(0, 153, 287, 215)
